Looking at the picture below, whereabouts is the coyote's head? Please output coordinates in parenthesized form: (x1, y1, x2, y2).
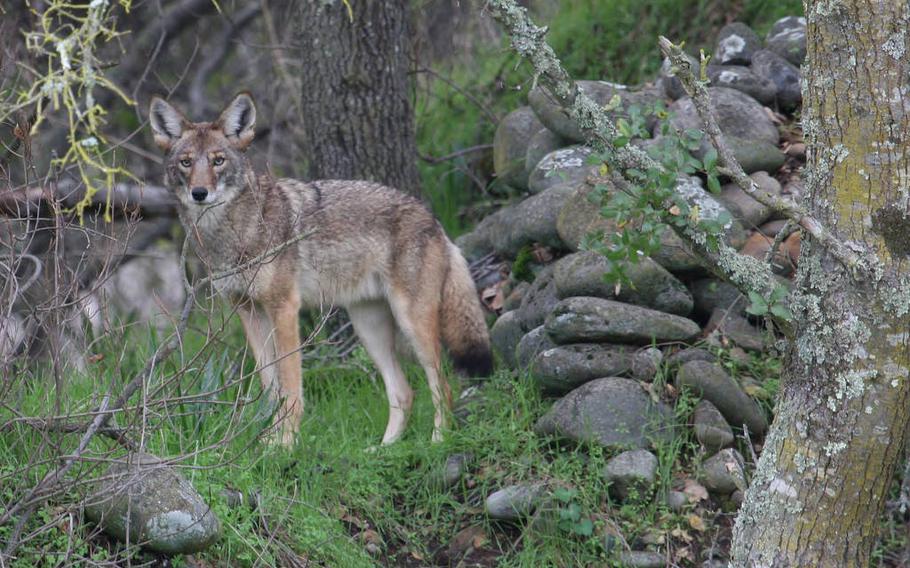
(148, 93, 256, 207)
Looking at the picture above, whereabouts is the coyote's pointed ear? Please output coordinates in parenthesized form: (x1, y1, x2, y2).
(217, 92, 256, 150)
(148, 97, 188, 151)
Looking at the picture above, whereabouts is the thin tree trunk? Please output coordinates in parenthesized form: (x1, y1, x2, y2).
(731, 1, 910, 565)
(295, 0, 421, 197)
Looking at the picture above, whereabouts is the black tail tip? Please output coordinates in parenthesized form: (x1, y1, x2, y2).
(452, 344, 494, 378)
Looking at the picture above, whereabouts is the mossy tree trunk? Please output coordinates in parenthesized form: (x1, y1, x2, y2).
(731, 1, 910, 564)
(295, 0, 422, 197)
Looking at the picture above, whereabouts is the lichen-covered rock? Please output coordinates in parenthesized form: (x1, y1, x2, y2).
(494, 106, 544, 190)
(489, 182, 576, 256)
(706, 65, 777, 105)
(517, 265, 560, 331)
(676, 360, 768, 434)
(674, 176, 747, 249)
(531, 343, 633, 394)
(454, 203, 517, 261)
(490, 310, 524, 368)
(715, 171, 781, 228)
(525, 128, 567, 176)
(85, 453, 220, 555)
(535, 377, 674, 449)
(765, 16, 807, 66)
(516, 325, 558, 368)
(555, 182, 702, 272)
(553, 251, 693, 316)
(604, 449, 658, 502)
(750, 49, 802, 111)
(527, 145, 595, 194)
(546, 297, 701, 345)
(485, 483, 546, 521)
(529, 80, 660, 143)
(713, 22, 762, 65)
(693, 400, 735, 452)
(701, 448, 747, 494)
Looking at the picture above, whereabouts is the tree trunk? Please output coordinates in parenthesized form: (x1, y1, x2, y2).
(731, 1, 910, 565)
(295, 0, 421, 197)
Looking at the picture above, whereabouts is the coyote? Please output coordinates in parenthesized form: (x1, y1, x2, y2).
(149, 93, 492, 446)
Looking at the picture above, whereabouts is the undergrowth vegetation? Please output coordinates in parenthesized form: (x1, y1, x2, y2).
(1, 306, 794, 566)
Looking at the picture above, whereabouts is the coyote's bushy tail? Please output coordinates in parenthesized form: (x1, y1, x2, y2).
(441, 242, 493, 377)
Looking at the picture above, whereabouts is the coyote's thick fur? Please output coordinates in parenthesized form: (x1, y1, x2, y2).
(149, 93, 492, 446)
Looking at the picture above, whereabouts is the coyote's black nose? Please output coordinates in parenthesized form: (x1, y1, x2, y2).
(191, 187, 208, 202)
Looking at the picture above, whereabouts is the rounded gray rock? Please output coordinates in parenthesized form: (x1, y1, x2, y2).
(490, 182, 576, 256)
(531, 343, 633, 394)
(676, 360, 768, 434)
(553, 251, 694, 316)
(701, 448, 747, 494)
(765, 16, 807, 66)
(85, 453, 221, 555)
(528, 145, 595, 194)
(545, 297, 701, 345)
(490, 310, 524, 368)
(604, 449, 658, 502)
(706, 65, 777, 105)
(751, 49, 802, 111)
(693, 400, 735, 452)
(525, 128, 567, 176)
(716, 171, 781, 228)
(516, 325, 557, 368)
(555, 181, 702, 272)
(485, 483, 546, 521)
(631, 347, 663, 381)
(666, 347, 717, 367)
(529, 80, 659, 143)
(517, 265, 560, 332)
(713, 22, 761, 65)
(493, 106, 543, 190)
(534, 377, 675, 450)
(689, 278, 746, 319)
(706, 308, 767, 352)
(665, 87, 779, 148)
(621, 551, 666, 568)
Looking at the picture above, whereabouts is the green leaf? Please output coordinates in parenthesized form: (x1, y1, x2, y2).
(573, 518, 594, 536)
(707, 174, 721, 194)
(770, 304, 792, 320)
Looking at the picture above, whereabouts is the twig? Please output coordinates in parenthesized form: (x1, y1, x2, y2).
(764, 219, 797, 265)
(657, 37, 870, 279)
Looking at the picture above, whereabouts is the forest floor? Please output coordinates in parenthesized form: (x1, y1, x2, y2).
(3, 309, 910, 567)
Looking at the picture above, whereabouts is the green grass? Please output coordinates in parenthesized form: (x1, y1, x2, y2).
(0, 311, 773, 567)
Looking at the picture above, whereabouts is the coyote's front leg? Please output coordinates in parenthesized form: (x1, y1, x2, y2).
(237, 296, 303, 446)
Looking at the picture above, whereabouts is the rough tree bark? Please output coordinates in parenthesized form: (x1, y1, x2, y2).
(295, 0, 421, 196)
(730, 1, 910, 565)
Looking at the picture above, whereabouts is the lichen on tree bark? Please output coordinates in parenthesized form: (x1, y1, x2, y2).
(730, 1, 910, 565)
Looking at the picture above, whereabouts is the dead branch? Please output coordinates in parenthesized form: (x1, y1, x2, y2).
(0, 181, 177, 219)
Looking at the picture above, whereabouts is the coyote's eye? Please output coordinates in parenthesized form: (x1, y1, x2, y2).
(213, 156, 225, 166)
(179, 158, 192, 168)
